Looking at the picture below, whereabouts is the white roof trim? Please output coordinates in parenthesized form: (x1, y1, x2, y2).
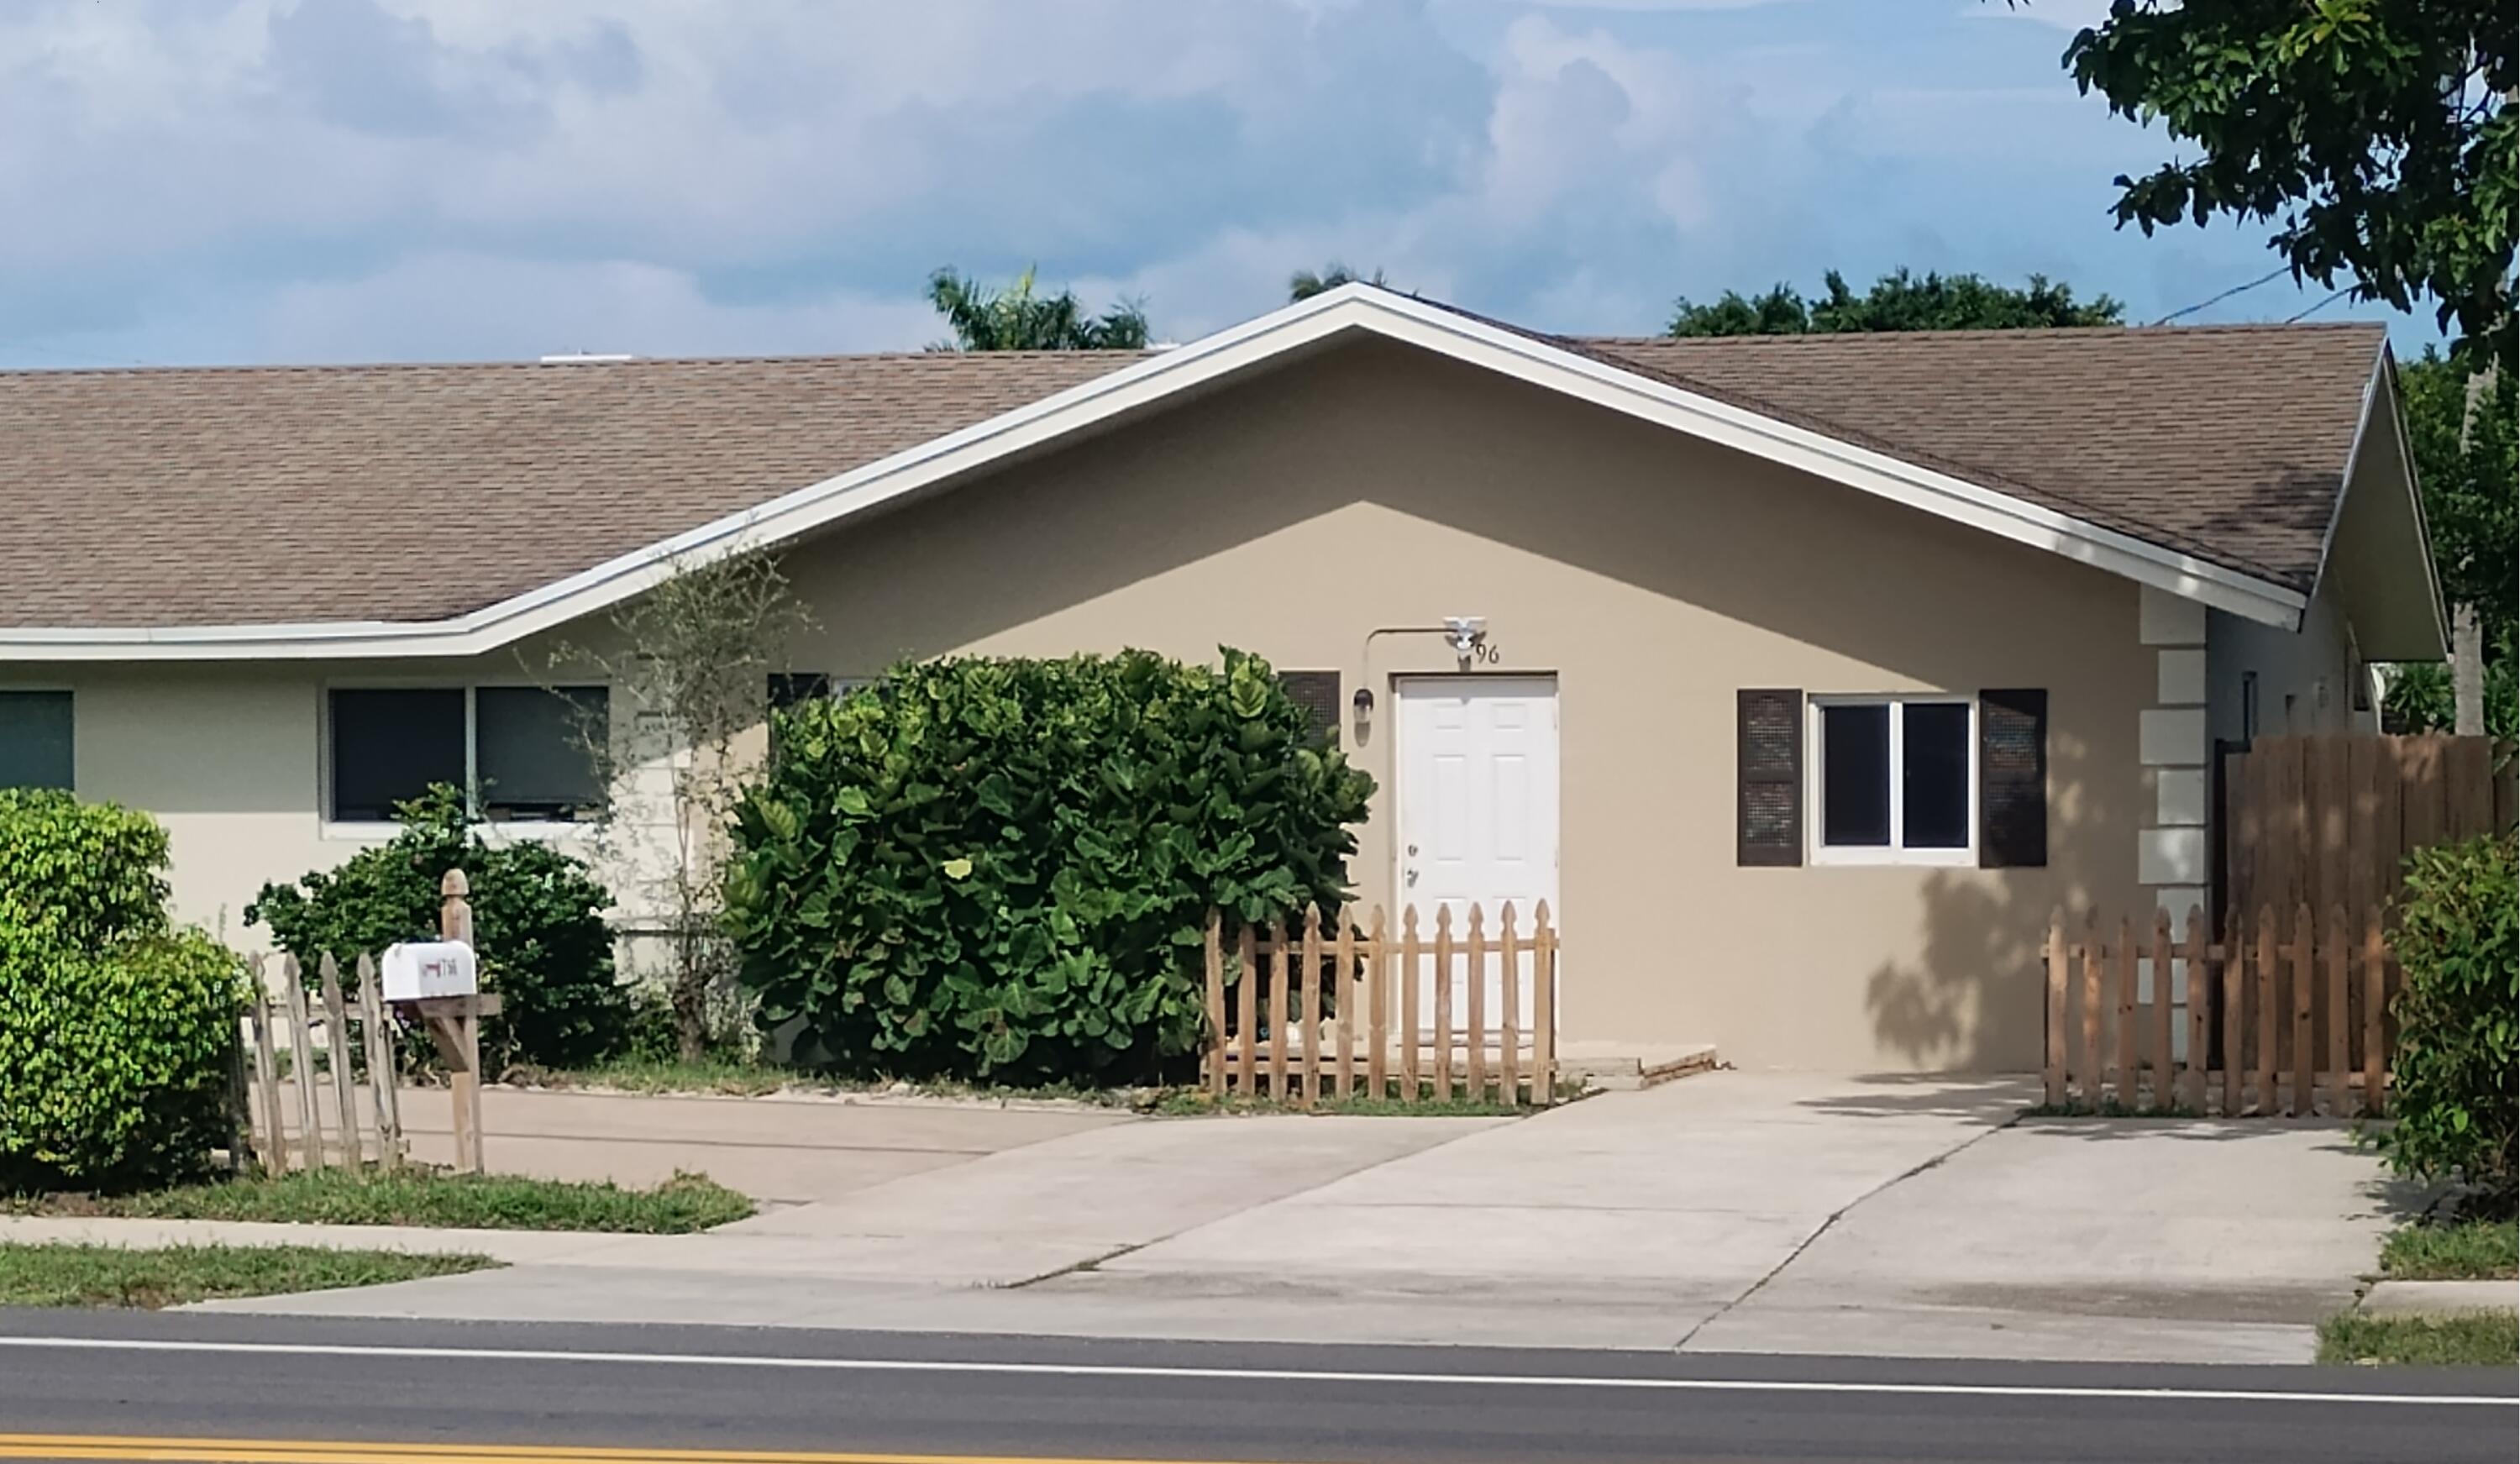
(0, 284, 2310, 662)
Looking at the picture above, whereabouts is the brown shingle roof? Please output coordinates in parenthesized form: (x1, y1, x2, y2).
(1574, 324, 2383, 590)
(0, 351, 1131, 628)
(0, 317, 2381, 631)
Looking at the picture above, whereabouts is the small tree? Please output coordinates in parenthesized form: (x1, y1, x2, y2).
(927, 266, 1152, 351)
(1289, 263, 1388, 302)
(543, 551, 814, 1062)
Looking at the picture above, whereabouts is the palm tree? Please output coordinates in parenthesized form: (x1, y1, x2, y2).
(1288, 262, 1389, 302)
(927, 266, 1152, 350)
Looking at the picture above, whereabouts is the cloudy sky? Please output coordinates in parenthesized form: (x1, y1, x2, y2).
(1, 0, 2440, 368)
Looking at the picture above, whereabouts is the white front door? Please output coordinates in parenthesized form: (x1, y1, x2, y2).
(1396, 676, 1560, 1031)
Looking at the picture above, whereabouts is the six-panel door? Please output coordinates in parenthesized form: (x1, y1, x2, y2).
(1394, 675, 1560, 1034)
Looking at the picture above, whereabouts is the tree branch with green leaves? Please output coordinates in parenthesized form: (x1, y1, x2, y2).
(2059, 0, 2514, 373)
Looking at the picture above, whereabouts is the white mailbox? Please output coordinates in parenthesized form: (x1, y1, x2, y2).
(381, 941, 479, 1002)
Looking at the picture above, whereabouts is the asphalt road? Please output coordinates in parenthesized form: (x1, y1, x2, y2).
(0, 1309, 2509, 1464)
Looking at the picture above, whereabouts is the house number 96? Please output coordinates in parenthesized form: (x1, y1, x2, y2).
(1468, 641, 1502, 664)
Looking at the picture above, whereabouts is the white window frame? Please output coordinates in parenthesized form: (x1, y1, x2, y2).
(1807, 693, 1977, 868)
(321, 680, 610, 841)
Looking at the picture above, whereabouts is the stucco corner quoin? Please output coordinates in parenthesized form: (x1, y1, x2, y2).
(0, 285, 2318, 663)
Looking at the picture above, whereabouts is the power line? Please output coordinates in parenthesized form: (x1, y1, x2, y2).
(2284, 286, 2355, 323)
(2149, 265, 2291, 326)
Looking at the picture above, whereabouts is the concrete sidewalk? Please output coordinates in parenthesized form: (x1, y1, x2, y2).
(108, 1072, 2401, 1363)
(390, 1086, 1133, 1204)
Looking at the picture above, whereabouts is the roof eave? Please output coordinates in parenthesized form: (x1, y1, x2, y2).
(0, 284, 2311, 662)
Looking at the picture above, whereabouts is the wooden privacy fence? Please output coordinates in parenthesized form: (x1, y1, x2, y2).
(2044, 905, 2396, 1117)
(239, 952, 405, 1173)
(1201, 903, 1558, 1106)
(2223, 733, 2514, 932)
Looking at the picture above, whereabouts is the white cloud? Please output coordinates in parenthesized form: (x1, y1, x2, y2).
(1, 0, 2416, 366)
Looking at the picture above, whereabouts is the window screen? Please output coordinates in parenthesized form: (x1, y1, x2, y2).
(1819, 702, 1891, 847)
(477, 686, 607, 821)
(1277, 671, 1341, 747)
(0, 690, 73, 790)
(1901, 701, 1971, 848)
(330, 689, 465, 821)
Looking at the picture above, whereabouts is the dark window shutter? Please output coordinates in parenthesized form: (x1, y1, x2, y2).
(1278, 671, 1341, 747)
(1979, 689, 2047, 868)
(1737, 689, 1803, 866)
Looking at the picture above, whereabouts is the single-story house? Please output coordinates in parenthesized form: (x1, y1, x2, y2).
(0, 285, 2444, 1071)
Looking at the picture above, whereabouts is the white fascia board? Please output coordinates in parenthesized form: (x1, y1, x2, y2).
(0, 283, 2308, 662)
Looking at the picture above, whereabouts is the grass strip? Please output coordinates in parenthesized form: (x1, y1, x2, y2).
(2379, 1218, 2518, 1281)
(10, 1168, 751, 1234)
(2318, 1310, 2519, 1367)
(0, 1242, 494, 1308)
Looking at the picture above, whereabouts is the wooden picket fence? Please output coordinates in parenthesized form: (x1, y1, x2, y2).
(239, 951, 406, 1173)
(2043, 904, 2396, 1117)
(1200, 902, 1558, 1107)
(234, 869, 493, 1174)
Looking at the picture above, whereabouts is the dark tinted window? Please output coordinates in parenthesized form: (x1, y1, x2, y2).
(1819, 703, 1890, 847)
(478, 686, 606, 821)
(0, 690, 73, 790)
(1902, 702, 1970, 848)
(331, 689, 464, 821)
(768, 672, 832, 711)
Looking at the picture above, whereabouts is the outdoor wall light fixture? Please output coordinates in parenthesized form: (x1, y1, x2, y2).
(1353, 614, 1494, 742)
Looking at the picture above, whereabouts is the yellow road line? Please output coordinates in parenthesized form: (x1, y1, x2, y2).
(0, 1440, 1273, 1464)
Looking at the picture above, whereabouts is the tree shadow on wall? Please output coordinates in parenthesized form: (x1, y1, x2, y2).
(1861, 716, 2129, 1071)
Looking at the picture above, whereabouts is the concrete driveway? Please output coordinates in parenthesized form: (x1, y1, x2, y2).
(208, 1073, 2397, 1362)
(1688, 1109, 2397, 1362)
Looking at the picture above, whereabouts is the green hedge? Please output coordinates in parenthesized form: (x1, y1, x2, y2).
(0, 792, 246, 1192)
(247, 787, 627, 1072)
(0, 929, 246, 1191)
(2381, 831, 2518, 1214)
(0, 790, 171, 948)
(727, 650, 1374, 1084)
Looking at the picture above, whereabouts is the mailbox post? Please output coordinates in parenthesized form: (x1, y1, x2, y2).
(383, 869, 501, 1174)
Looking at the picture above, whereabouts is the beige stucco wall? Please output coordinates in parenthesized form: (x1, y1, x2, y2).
(10, 337, 2161, 1071)
(765, 338, 2153, 1070)
(24, 661, 618, 944)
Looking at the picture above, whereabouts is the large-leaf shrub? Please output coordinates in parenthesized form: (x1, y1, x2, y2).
(2381, 832, 2518, 1214)
(727, 649, 1375, 1083)
(0, 792, 246, 1191)
(247, 787, 627, 1071)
